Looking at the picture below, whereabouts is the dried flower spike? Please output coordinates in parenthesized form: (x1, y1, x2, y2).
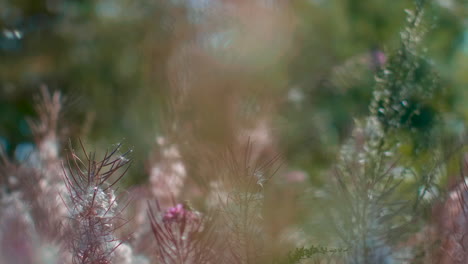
(62, 140, 132, 264)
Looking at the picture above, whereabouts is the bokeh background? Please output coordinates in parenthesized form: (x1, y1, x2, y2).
(0, 0, 467, 185)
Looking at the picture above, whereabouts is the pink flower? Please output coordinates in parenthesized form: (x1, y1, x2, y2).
(162, 204, 199, 223)
(148, 202, 220, 264)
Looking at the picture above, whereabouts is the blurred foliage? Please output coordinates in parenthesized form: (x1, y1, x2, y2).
(0, 0, 467, 184)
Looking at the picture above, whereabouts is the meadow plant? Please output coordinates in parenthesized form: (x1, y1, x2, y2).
(147, 202, 221, 264)
(61, 141, 132, 264)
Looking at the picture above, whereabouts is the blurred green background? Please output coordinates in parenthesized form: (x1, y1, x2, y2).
(0, 0, 467, 184)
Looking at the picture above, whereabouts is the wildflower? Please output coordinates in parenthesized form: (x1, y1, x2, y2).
(162, 203, 199, 223)
(148, 201, 220, 264)
(62, 141, 131, 264)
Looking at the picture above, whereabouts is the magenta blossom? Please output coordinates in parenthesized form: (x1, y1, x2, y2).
(148, 201, 220, 264)
(162, 203, 199, 223)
